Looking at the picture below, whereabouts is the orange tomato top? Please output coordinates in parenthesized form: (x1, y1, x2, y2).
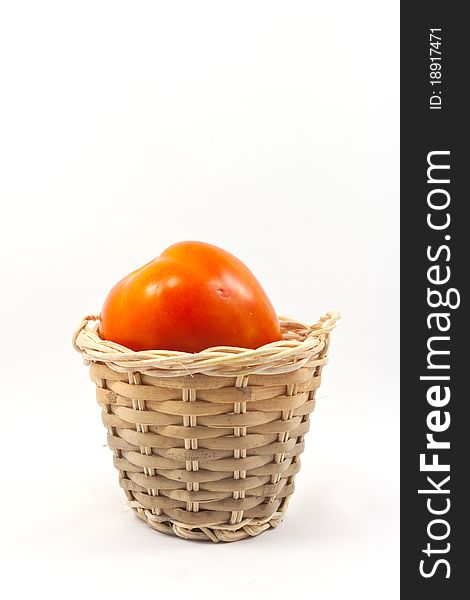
(99, 241, 282, 352)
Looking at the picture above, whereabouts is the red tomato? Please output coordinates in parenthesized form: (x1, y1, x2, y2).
(99, 241, 282, 352)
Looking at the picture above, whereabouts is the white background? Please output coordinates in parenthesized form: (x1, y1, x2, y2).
(0, 2, 399, 599)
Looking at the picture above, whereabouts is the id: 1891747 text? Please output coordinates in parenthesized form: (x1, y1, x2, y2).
(429, 29, 443, 110)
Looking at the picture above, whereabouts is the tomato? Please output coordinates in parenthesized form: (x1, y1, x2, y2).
(99, 241, 282, 352)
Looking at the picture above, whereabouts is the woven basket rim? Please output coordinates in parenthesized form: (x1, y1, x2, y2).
(73, 311, 339, 377)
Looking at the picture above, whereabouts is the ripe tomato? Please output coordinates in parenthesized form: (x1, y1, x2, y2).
(99, 241, 282, 352)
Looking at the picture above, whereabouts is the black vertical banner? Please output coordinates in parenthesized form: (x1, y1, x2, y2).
(401, 2, 467, 597)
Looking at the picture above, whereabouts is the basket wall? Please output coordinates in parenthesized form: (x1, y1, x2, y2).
(91, 356, 325, 542)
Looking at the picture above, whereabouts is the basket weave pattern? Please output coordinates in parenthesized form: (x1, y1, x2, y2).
(74, 312, 338, 542)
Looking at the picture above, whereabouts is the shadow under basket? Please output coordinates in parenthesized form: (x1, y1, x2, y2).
(73, 311, 339, 542)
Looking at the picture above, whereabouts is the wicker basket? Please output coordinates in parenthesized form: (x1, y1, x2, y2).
(73, 311, 339, 542)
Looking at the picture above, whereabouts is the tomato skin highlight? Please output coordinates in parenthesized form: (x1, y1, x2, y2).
(99, 241, 282, 352)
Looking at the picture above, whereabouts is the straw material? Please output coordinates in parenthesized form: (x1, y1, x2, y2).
(74, 311, 339, 542)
